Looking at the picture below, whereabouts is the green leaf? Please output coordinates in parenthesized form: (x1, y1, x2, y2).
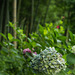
(11, 39, 20, 42)
(62, 54, 67, 61)
(27, 38, 32, 42)
(56, 70, 67, 75)
(10, 49, 18, 54)
(67, 53, 75, 64)
(0, 72, 8, 75)
(8, 33, 13, 41)
(0, 42, 4, 47)
(32, 42, 36, 47)
(36, 43, 41, 47)
(67, 70, 72, 75)
(0, 33, 7, 40)
(39, 25, 44, 33)
(9, 22, 14, 27)
(1, 47, 8, 54)
(69, 31, 74, 40)
(9, 21, 13, 26)
(57, 36, 66, 42)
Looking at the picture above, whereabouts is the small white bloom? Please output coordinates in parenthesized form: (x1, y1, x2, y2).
(72, 45, 75, 53)
(57, 39, 61, 43)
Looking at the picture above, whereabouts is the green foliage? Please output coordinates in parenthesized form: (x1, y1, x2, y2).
(0, 22, 75, 75)
(29, 23, 67, 54)
(0, 22, 33, 75)
(0, 47, 25, 74)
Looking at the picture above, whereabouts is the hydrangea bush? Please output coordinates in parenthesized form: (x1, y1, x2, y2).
(30, 47, 66, 75)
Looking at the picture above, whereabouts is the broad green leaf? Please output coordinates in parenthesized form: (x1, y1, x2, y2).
(8, 33, 13, 41)
(62, 54, 67, 61)
(32, 42, 36, 47)
(57, 36, 66, 42)
(67, 70, 72, 75)
(44, 29, 47, 35)
(9, 21, 13, 26)
(67, 53, 75, 64)
(69, 31, 74, 40)
(27, 38, 32, 42)
(39, 25, 44, 33)
(36, 43, 41, 47)
(59, 20, 63, 24)
(9, 22, 14, 27)
(11, 39, 20, 42)
(0, 33, 7, 40)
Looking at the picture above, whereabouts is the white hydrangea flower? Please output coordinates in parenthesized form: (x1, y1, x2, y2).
(72, 46, 75, 53)
(30, 47, 66, 75)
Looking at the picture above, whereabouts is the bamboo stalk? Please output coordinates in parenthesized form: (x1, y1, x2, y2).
(30, 0, 34, 33)
(0, 0, 5, 41)
(33, 0, 40, 31)
(13, 0, 17, 49)
(5, 0, 9, 36)
(43, 0, 50, 26)
(17, 0, 21, 24)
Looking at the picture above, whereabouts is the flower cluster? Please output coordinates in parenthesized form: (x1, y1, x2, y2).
(57, 26, 60, 29)
(71, 46, 75, 54)
(30, 47, 66, 75)
(23, 48, 31, 54)
(23, 48, 37, 55)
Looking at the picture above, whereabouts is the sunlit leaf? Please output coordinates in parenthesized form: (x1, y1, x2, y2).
(8, 33, 13, 41)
